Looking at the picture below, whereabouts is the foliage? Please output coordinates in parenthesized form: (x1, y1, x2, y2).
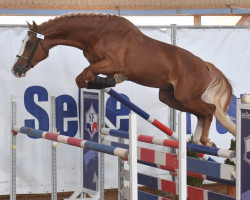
(224, 138, 236, 166)
(187, 135, 204, 187)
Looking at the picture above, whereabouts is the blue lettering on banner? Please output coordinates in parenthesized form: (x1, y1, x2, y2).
(24, 86, 78, 138)
(216, 95, 236, 134)
(56, 95, 78, 137)
(24, 86, 49, 132)
(186, 113, 192, 135)
(106, 94, 131, 131)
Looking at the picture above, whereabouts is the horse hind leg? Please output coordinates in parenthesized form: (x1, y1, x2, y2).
(171, 82, 216, 146)
(159, 86, 216, 146)
(193, 117, 203, 145)
(199, 103, 216, 146)
(181, 98, 216, 146)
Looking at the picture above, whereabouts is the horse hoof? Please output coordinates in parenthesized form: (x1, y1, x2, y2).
(114, 74, 128, 83)
(202, 141, 217, 147)
(76, 81, 87, 88)
(193, 140, 203, 146)
(75, 77, 87, 88)
(210, 142, 217, 148)
(200, 137, 216, 147)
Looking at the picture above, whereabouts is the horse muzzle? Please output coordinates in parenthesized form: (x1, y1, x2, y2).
(11, 64, 27, 78)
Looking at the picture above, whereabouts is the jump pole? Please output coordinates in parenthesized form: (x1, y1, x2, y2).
(101, 128, 236, 159)
(12, 126, 129, 159)
(105, 88, 215, 162)
(105, 88, 178, 139)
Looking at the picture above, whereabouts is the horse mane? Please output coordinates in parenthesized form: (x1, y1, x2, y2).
(33, 12, 141, 36)
(40, 12, 117, 28)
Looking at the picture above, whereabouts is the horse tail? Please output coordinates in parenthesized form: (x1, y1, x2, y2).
(204, 62, 236, 136)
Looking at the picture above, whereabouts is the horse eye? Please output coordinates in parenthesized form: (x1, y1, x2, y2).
(26, 42, 33, 49)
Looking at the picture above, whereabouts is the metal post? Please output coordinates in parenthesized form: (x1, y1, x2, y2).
(178, 112, 187, 200)
(99, 89, 105, 200)
(51, 96, 57, 200)
(170, 24, 177, 133)
(10, 96, 17, 200)
(170, 24, 177, 132)
(170, 24, 177, 182)
(118, 138, 125, 200)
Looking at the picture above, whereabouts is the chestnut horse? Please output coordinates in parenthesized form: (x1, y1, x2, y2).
(12, 13, 236, 146)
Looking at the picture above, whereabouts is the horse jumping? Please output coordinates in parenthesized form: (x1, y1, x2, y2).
(11, 13, 236, 146)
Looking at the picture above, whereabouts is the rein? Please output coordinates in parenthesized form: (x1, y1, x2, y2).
(16, 29, 49, 70)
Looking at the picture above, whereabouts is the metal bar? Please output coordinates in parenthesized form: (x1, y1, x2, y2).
(118, 138, 125, 200)
(10, 96, 17, 200)
(1, 8, 250, 16)
(170, 24, 177, 183)
(1, 24, 250, 30)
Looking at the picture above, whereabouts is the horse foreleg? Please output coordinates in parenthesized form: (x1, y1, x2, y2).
(83, 59, 123, 81)
(75, 71, 87, 88)
(75, 59, 124, 88)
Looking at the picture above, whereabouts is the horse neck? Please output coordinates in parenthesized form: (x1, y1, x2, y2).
(41, 18, 96, 51)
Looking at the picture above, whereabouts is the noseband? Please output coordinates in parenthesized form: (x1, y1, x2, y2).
(16, 29, 49, 71)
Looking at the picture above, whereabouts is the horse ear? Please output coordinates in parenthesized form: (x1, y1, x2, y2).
(32, 21, 38, 31)
(27, 21, 32, 30)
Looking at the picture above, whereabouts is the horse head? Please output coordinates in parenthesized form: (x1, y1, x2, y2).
(11, 21, 49, 78)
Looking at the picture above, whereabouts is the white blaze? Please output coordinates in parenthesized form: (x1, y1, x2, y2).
(11, 35, 29, 70)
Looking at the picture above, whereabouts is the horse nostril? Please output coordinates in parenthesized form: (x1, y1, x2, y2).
(12, 67, 17, 75)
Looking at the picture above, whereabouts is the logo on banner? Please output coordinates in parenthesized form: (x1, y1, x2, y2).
(244, 135, 250, 164)
(85, 103, 98, 140)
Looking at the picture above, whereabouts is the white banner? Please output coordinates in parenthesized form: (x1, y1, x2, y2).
(0, 26, 249, 194)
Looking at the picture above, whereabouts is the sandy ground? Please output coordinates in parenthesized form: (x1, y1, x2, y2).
(0, 184, 233, 200)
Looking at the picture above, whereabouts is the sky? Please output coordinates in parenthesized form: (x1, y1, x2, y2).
(0, 15, 242, 26)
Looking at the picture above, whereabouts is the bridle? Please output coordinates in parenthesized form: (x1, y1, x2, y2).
(16, 29, 49, 71)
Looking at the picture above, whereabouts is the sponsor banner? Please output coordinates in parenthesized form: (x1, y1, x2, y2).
(241, 109, 250, 199)
(82, 90, 100, 191)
